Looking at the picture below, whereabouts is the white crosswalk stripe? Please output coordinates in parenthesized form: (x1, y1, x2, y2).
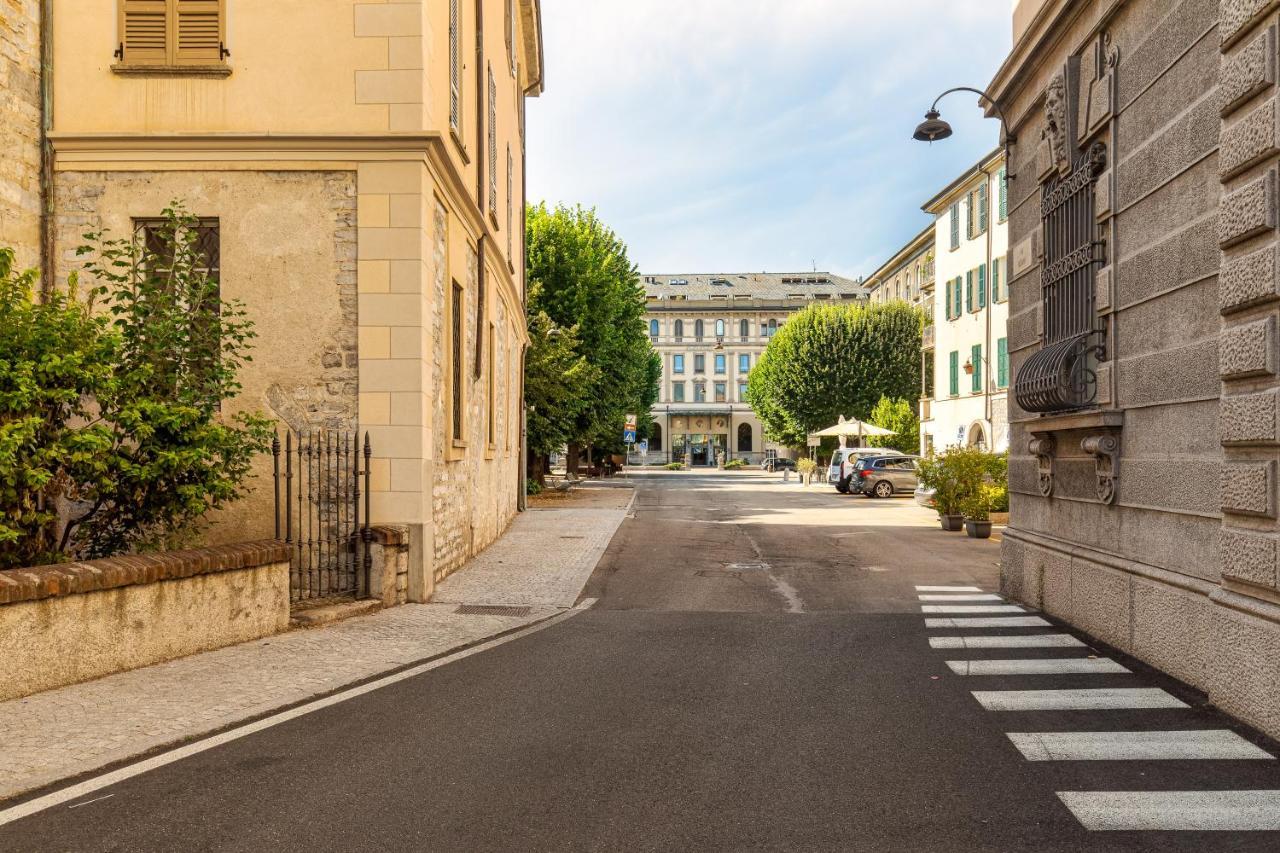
(947, 658, 1128, 676)
(1009, 730, 1274, 762)
(924, 616, 1051, 628)
(929, 634, 1084, 649)
(917, 594, 1004, 601)
(970, 688, 1187, 711)
(1057, 791, 1280, 831)
(920, 605, 1026, 614)
(915, 585, 982, 592)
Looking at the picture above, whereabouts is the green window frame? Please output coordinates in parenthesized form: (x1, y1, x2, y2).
(949, 350, 959, 397)
(997, 337, 1008, 388)
(977, 263, 987, 309)
(971, 344, 982, 393)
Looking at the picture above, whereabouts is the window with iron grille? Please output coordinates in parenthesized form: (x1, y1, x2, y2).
(449, 0, 461, 132)
(451, 280, 464, 441)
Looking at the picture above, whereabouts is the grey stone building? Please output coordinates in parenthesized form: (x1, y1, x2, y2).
(994, 0, 1280, 740)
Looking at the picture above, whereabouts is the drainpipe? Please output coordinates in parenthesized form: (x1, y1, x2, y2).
(39, 0, 53, 291)
(984, 166, 994, 441)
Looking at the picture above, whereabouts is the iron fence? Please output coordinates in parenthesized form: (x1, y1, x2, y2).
(272, 429, 372, 603)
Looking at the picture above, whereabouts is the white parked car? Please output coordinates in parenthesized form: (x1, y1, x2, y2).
(826, 447, 895, 493)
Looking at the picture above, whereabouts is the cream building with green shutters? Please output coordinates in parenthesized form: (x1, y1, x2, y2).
(920, 149, 1009, 455)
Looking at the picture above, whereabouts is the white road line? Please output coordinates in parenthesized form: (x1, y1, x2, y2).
(925, 616, 1051, 628)
(921, 605, 1026, 614)
(1057, 790, 1280, 831)
(0, 605, 588, 829)
(917, 594, 1004, 601)
(971, 688, 1187, 711)
(947, 658, 1130, 676)
(1009, 731, 1274, 762)
(929, 634, 1084, 649)
(915, 585, 982, 592)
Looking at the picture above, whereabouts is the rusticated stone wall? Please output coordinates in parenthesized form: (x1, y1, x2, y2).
(0, 0, 41, 268)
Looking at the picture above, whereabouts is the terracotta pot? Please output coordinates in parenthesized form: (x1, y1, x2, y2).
(939, 514, 964, 531)
(965, 519, 992, 539)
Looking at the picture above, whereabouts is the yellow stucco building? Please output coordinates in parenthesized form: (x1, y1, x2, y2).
(0, 0, 543, 601)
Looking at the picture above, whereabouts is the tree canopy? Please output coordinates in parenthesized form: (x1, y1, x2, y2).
(866, 395, 921, 455)
(524, 203, 657, 471)
(745, 301, 922, 448)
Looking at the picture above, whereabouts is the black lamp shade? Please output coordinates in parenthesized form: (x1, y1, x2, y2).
(913, 109, 953, 142)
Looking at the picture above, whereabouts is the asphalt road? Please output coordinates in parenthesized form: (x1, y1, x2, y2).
(4, 470, 1280, 851)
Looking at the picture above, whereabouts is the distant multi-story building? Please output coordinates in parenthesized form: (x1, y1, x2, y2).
(863, 224, 934, 309)
(920, 149, 1010, 455)
(639, 273, 868, 466)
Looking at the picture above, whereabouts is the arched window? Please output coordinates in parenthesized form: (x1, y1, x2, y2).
(694, 319, 705, 340)
(715, 319, 725, 337)
(649, 319, 659, 338)
(739, 319, 749, 339)
(737, 422, 753, 452)
(650, 423, 663, 452)
(767, 318, 778, 336)
(674, 319, 684, 339)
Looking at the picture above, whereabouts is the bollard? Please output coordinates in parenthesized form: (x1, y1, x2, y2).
(784, 468, 791, 483)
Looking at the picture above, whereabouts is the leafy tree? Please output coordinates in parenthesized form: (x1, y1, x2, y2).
(524, 286, 598, 483)
(525, 203, 656, 469)
(866, 395, 920, 454)
(746, 302, 921, 447)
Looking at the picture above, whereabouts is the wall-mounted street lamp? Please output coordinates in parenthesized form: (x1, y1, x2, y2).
(913, 86, 1017, 178)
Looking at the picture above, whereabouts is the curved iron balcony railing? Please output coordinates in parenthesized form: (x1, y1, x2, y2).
(1013, 332, 1102, 413)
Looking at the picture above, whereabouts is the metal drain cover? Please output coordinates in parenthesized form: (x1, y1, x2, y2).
(454, 605, 533, 617)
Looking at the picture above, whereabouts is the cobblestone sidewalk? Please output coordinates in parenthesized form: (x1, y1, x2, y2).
(0, 493, 631, 802)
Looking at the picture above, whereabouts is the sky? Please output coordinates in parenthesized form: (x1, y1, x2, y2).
(526, 1, 1014, 280)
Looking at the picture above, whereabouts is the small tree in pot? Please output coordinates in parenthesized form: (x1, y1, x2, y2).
(917, 453, 964, 530)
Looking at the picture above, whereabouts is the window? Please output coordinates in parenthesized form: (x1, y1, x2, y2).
(948, 350, 959, 397)
(977, 264, 987, 310)
(738, 354, 750, 374)
(673, 354, 685, 374)
(738, 382, 748, 401)
(738, 423, 753, 452)
(714, 382, 727, 403)
(997, 338, 1008, 388)
(487, 65, 498, 216)
(976, 183, 989, 234)
(651, 423, 662, 452)
(449, 0, 461, 131)
(714, 354, 726, 374)
(674, 319, 684, 340)
(451, 280, 465, 441)
(694, 383, 707, 403)
(694, 354, 705, 374)
(739, 319, 749, 340)
(649, 319, 659, 339)
(673, 382, 685, 402)
(992, 257, 1003, 303)
(134, 216, 221, 385)
(971, 344, 983, 393)
(949, 202, 960, 249)
(965, 270, 973, 314)
(715, 319, 725, 337)
(998, 166, 1008, 222)
(487, 324, 496, 447)
(117, 0, 227, 68)
(945, 277, 952, 319)
(694, 319, 704, 340)
(767, 318, 777, 337)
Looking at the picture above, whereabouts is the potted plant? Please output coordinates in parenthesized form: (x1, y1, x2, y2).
(961, 484, 999, 539)
(917, 454, 964, 530)
(796, 457, 818, 484)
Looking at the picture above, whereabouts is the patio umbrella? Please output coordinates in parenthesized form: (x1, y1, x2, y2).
(810, 415, 895, 447)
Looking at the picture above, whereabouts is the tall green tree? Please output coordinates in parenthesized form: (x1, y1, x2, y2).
(525, 203, 656, 469)
(524, 286, 598, 483)
(745, 301, 922, 447)
(866, 395, 920, 454)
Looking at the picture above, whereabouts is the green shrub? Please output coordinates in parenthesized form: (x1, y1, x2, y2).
(723, 458, 747, 469)
(526, 479, 544, 496)
(921, 447, 1008, 520)
(663, 461, 685, 470)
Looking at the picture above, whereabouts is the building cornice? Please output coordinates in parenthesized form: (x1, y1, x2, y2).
(863, 223, 935, 287)
(921, 148, 1005, 213)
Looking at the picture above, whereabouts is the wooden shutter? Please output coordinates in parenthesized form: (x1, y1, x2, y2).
(978, 263, 987, 308)
(997, 338, 1008, 387)
(174, 0, 223, 63)
(998, 167, 1008, 221)
(120, 0, 169, 65)
(977, 184, 988, 232)
(966, 194, 974, 240)
(449, 0, 460, 130)
(949, 351, 959, 396)
(488, 66, 498, 215)
(992, 258, 1001, 302)
(971, 344, 982, 392)
(965, 270, 973, 313)
(950, 203, 959, 249)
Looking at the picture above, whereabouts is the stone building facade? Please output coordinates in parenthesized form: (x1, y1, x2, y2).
(995, 0, 1280, 740)
(640, 273, 869, 466)
(4, 1, 543, 600)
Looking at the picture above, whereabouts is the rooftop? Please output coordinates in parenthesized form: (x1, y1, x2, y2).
(640, 272, 868, 302)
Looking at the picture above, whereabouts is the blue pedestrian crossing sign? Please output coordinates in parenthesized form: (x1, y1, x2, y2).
(623, 428, 637, 444)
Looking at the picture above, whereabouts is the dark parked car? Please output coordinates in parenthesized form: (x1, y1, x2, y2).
(764, 457, 797, 472)
(852, 455, 921, 498)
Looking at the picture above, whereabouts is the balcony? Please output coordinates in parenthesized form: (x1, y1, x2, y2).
(922, 324, 935, 349)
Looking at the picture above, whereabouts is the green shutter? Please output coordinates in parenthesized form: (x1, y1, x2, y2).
(971, 344, 982, 392)
(949, 351, 959, 396)
(954, 278, 963, 318)
(945, 278, 952, 319)
(997, 337, 1008, 387)
(965, 270, 973, 313)
(992, 258, 1001, 302)
(966, 195, 974, 240)
(978, 183, 988, 232)
(978, 263, 987, 308)
(950, 203, 960, 249)
(998, 167, 1007, 221)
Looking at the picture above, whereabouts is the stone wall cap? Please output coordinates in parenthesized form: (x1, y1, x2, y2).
(0, 540, 290, 605)
(1026, 409, 1124, 434)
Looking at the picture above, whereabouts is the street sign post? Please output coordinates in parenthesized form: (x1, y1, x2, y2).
(638, 439, 648, 455)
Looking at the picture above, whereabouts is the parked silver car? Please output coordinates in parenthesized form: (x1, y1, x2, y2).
(827, 447, 895, 493)
(852, 455, 921, 498)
